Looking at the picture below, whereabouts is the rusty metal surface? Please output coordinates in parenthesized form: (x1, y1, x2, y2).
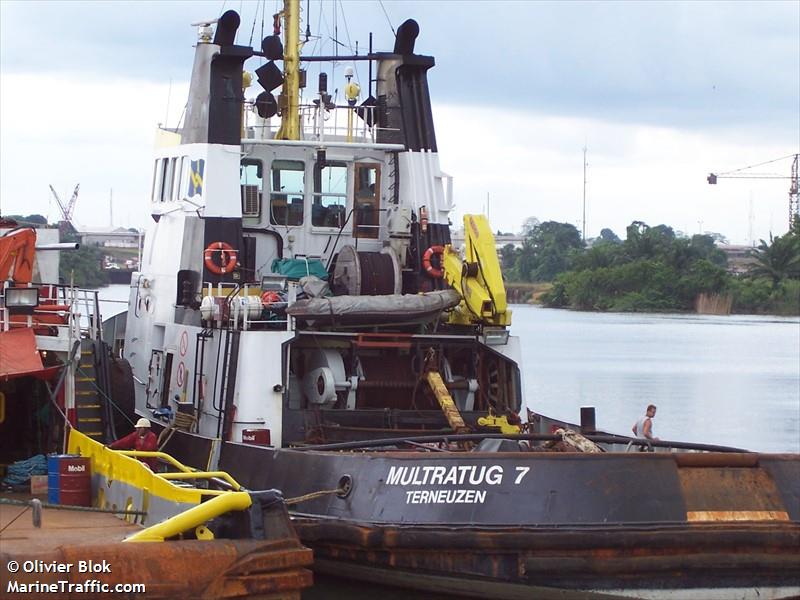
(0, 498, 313, 599)
(296, 519, 800, 595)
(679, 466, 787, 511)
(673, 452, 760, 467)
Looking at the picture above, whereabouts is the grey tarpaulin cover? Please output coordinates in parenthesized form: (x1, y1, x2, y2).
(287, 289, 461, 325)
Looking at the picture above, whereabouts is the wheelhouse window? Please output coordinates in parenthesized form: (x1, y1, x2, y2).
(240, 159, 263, 218)
(312, 162, 348, 228)
(269, 160, 304, 226)
(354, 164, 380, 238)
(151, 159, 162, 202)
(175, 156, 187, 201)
(160, 158, 174, 203)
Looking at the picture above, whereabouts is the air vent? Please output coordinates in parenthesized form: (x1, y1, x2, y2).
(241, 185, 261, 217)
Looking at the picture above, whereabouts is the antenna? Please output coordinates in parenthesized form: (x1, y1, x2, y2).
(582, 145, 587, 241)
(109, 189, 114, 227)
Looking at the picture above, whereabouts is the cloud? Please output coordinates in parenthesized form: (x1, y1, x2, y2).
(0, 73, 187, 227)
(2, 1, 797, 131)
(436, 103, 792, 242)
(1, 0, 796, 243)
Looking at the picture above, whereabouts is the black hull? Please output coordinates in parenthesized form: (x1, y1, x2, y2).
(105, 269, 134, 284)
(155, 431, 800, 599)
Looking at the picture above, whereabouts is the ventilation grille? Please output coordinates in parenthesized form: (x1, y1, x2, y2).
(241, 185, 261, 217)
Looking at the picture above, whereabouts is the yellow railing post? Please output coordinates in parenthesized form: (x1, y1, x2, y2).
(124, 491, 252, 543)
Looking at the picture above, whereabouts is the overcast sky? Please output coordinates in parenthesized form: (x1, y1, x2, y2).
(1, 0, 798, 243)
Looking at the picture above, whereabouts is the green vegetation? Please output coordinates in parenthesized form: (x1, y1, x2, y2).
(59, 230, 110, 288)
(59, 246, 109, 288)
(503, 219, 800, 315)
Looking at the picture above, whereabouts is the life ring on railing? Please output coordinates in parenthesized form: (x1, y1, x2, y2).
(203, 241, 238, 275)
(422, 245, 444, 279)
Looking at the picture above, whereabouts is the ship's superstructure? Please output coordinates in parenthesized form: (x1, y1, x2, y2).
(124, 8, 519, 450)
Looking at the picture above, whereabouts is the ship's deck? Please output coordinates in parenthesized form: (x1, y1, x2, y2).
(0, 492, 313, 599)
(0, 493, 139, 554)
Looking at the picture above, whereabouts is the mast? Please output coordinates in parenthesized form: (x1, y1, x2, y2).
(582, 145, 587, 242)
(276, 0, 301, 140)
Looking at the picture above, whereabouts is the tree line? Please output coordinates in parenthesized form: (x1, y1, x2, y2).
(500, 219, 800, 315)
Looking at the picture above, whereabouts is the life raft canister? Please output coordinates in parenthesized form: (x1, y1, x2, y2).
(422, 245, 445, 279)
(204, 241, 238, 275)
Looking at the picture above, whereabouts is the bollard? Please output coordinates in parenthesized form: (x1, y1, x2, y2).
(31, 498, 42, 528)
(580, 406, 596, 434)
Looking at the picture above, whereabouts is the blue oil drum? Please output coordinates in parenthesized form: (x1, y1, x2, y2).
(47, 454, 91, 506)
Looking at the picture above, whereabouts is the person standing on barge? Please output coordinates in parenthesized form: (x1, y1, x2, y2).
(632, 404, 659, 441)
(107, 418, 159, 470)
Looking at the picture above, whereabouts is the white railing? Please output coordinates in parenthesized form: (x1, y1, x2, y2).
(244, 102, 384, 144)
(0, 283, 103, 351)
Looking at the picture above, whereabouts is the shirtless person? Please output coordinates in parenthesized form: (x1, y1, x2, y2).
(632, 404, 659, 441)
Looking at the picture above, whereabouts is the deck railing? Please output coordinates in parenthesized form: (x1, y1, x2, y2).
(0, 282, 103, 349)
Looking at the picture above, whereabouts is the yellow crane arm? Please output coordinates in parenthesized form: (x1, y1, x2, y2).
(442, 215, 511, 327)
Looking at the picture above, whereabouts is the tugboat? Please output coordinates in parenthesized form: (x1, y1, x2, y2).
(115, 4, 800, 599)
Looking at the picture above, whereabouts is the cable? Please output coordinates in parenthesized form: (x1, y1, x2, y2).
(377, 0, 396, 36)
(248, 0, 260, 46)
(0, 507, 29, 535)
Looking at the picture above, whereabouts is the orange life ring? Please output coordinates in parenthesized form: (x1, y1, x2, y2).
(204, 241, 238, 275)
(422, 245, 444, 279)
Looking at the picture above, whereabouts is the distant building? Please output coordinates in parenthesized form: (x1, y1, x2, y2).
(718, 244, 757, 275)
(451, 229, 524, 250)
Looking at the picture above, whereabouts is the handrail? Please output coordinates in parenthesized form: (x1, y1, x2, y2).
(117, 450, 243, 491)
(0, 283, 100, 341)
(123, 491, 252, 542)
(158, 470, 242, 491)
(115, 450, 199, 474)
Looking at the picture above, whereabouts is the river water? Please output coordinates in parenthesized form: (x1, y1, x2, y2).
(513, 304, 800, 453)
(97, 286, 799, 597)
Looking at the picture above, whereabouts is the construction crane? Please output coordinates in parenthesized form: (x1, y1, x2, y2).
(48, 183, 80, 224)
(707, 154, 799, 230)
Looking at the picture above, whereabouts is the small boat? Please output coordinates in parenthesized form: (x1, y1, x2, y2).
(110, 4, 800, 598)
